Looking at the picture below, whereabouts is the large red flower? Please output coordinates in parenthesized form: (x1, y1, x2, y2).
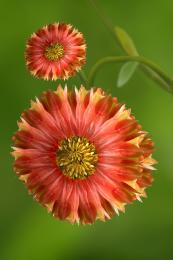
(12, 86, 156, 224)
(25, 23, 86, 80)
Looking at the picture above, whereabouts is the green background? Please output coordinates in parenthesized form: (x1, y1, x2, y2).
(1, 0, 173, 259)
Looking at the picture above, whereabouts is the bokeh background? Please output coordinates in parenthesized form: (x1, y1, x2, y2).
(1, 0, 173, 259)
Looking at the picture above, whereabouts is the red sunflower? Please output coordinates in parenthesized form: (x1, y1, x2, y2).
(12, 86, 156, 224)
(25, 23, 86, 80)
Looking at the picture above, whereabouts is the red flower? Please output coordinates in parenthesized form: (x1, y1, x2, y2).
(25, 23, 86, 80)
(12, 86, 156, 224)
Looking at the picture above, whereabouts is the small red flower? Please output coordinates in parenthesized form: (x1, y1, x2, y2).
(12, 86, 156, 224)
(25, 23, 86, 80)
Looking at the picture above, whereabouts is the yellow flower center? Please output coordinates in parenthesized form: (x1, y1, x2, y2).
(44, 43, 64, 61)
(57, 136, 98, 180)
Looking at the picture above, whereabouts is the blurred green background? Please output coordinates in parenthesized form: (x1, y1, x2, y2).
(1, 0, 173, 259)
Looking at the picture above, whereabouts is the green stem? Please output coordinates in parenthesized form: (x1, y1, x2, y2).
(88, 0, 117, 42)
(78, 70, 88, 86)
(89, 0, 173, 95)
(88, 56, 173, 93)
(139, 64, 172, 93)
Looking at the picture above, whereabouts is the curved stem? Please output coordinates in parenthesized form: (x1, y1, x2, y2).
(89, 0, 173, 95)
(88, 56, 173, 93)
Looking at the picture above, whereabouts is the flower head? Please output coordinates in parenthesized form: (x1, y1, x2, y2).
(12, 86, 156, 224)
(25, 23, 86, 80)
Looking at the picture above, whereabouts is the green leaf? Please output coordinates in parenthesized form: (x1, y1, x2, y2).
(117, 62, 138, 87)
(114, 26, 139, 56)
